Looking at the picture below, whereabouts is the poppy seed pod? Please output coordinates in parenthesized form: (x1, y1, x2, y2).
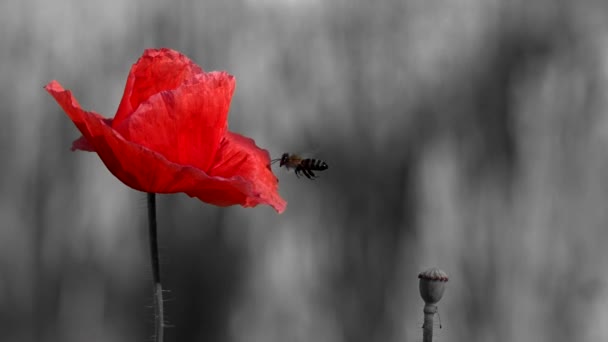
(418, 267, 448, 304)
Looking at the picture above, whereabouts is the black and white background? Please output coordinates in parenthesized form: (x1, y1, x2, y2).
(2, 0, 608, 341)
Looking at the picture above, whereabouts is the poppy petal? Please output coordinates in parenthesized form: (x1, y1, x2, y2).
(114, 71, 235, 172)
(71, 135, 95, 151)
(45, 80, 110, 150)
(113, 48, 203, 127)
(45, 80, 285, 212)
(70, 118, 113, 151)
(209, 131, 286, 213)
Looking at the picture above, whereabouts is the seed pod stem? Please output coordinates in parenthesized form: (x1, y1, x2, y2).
(422, 303, 437, 342)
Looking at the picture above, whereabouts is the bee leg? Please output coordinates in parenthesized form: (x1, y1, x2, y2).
(295, 168, 301, 178)
(303, 169, 313, 180)
(308, 170, 316, 179)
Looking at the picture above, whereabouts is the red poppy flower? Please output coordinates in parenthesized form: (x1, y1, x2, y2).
(45, 48, 286, 213)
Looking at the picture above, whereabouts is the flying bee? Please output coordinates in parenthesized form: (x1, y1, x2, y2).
(271, 153, 328, 179)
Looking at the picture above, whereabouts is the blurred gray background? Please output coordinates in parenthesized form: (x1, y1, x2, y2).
(2, 0, 608, 341)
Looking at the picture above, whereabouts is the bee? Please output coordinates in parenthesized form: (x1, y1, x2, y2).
(271, 153, 328, 179)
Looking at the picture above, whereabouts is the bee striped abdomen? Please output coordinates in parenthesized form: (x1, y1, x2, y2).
(302, 159, 328, 171)
(295, 158, 328, 179)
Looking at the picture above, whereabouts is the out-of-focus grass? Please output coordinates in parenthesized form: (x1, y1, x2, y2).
(2, 0, 608, 341)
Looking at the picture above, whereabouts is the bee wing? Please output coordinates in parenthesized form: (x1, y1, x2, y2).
(295, 148, 321, 159)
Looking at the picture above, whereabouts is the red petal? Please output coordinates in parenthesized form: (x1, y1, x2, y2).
(114, 71, 234, 172)
(70, 118, 113, 151)
(71, 135, 95, 151)
(208, 132, 287, 213)
(45, 80, 109, 150)
(113, 48, 203, 127)
(45, 80, 286, 212)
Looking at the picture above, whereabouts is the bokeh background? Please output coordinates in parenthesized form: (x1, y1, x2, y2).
(2, 0, 608, 341)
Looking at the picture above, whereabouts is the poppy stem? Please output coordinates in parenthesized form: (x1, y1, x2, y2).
(147, 193, 164, 342)
(422, 304, 437, 342)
